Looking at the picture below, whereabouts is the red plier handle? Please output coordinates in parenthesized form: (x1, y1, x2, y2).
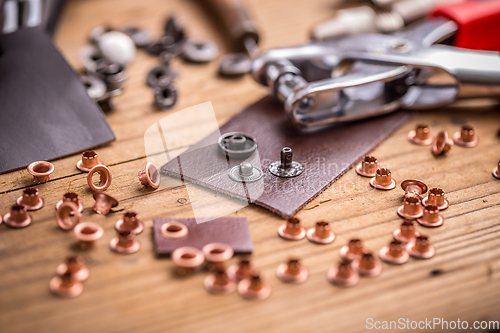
(432, 0, 500, 51)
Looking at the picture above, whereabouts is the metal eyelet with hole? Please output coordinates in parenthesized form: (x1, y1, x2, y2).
(160, 221, 188, 239)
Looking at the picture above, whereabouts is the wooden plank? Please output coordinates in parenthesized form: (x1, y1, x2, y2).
(0, 0, 500, 332)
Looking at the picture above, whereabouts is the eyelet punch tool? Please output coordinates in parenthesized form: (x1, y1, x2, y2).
(251, 1, 500, 129)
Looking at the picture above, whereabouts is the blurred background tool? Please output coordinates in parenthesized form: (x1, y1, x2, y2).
(198, 0, 260, 76)
(311, 0, 463, 40)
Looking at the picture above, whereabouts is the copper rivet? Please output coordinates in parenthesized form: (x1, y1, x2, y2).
(422, 188, 449, 210)
(393, 220, 420, 243)
(49, 270, 84, 298)
(227, 258, 254, 282)
(432, 131, 453, 156)
(73, 222, 103, 249)
(276, 258, 308, 283)
(352, 252, 383, 277)
(160, 221, 188, 239)
(110, 230, 141, 254)
(327, 260, 359, 287)
(401, 179, 428, 198)
(56, 256, 89, 282)
(493, 160, 500, 180)
(278, 217, 306, 241)
(307, 221, 335, 244)
(355, 155, 378, 177)
(397, 196, 423, 219)
(0, 214, 3, 226)
(172, 247, 205, 276)
(453, 124, 479, 148)
(56, 201, 82, 230)
(56, 192, 84, 213)
(370, 168, 396, 190)
(138, 162, 160, 189)
(115, 211, 144, 234)
(408, 124, 433, 145)
(27, 161, 54, 183)
(76, 150, 103, 172)
(237, 273, 271, 300)
(379, 240, 409, 264)
(92, 192, 119, 215)
(339, 239, 367, 262)
(202, 243, 234, 271)
(87, 165, 112, 191)
(417, 205, 444, 228)
(3, 204, 32, 228)
(407, 235, 436, 259)
(16, 187, 44, 210)
(204, 267, 236, 294)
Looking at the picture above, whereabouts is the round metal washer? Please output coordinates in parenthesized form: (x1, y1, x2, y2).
(218, 132, 258, 159)
(183, 38, 219, 63)
(268, 161, 303, 178)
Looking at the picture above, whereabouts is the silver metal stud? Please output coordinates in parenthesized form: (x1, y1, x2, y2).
(228, 162, 263, 183)
(269, 147, 303, 178)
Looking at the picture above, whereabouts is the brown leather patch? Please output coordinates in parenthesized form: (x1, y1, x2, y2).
(153, 217, 253, 256)
(161, 95, 410, 218)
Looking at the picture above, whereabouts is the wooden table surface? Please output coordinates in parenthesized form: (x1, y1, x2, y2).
(1, 0, 500, 332)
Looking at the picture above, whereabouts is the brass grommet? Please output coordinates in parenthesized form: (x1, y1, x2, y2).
(87, 165, 112, 191)
(352, 253, 383, 277)
(370, 168, 396, 190)
(3, 204, 32, 228)
(397, 196, 423, 219)
(417, 205, 444, 228)
(401, 179, 428, 198)
(56, 192, 84, 213)
(56, 256, 89, 282)
(110, 230, 141, 254)
(56, 201, 82, 230)
(172, 247, 205, 276)
(115, 211, 144, 234)
(407, 235, 435, 259)
(306, 221, 335, 244)
(432, 131, 453, 156)
(339, 239, 368, 262)
(276, 258, 308, 283)
(76, 150, 103, 172)
(237, 273, 271, 300)
(160, 221, 188, 239)
(355, 155, 377, 177)
(422, 188, 449, 210)
(202, 243, 234, 271)
(27, 161, 54, 183)
(278, 217, 306, 241)
(92, 192, 119, 215)
(453, 124, 478, 148)
(73, 222, 103, 249)
(227, 258, 254, 282)
(379, 240, 409, 265)
(393, 220, 420, 243)
(408, 124, 433, 145)
(49, 270, 84, 298)
(327, 261, 359, 287)
(138, 162, 160, 189)
(16, 187, 44, 210)
(204, 267, 236, 295)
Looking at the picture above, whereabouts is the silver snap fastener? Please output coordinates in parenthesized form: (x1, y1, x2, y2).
(218, 132, 258, 159)
(269, 147, 303, 178)
(228, 162, 263, 183)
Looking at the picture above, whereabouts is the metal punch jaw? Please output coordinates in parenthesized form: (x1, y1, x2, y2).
(251, 18, 500, 129)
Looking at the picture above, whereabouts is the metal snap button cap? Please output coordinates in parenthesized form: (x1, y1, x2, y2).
(92, 192, 119, 215)
(16, 187, 44, 211)
(56, 201, 82, 230)
(453, 124, 478, 148)
(269, 147, 303, 178)
(228, 162, 263, 183)
(4, 204, 32, 228)
(327, 261, 359, 287)
(218, 132, 258, 159)
(407, 235, 435, 259)
(276, 258, 308, 283)
(421, 188, 449, 210)
(87, 165, 112, 192)
(138, 162, 160, 189)
(237, 273, 272, 300)
(393, 220, 420, 243)
(397, 196, 423, 219)
(56, 192, 84, 214)
(27, 161, 54, 183)
(278, 217, 306, 241)
(408, 124, 433, 145)
(352, 253, 383, 277)
(379, 240, 409, 265)
(307, 221, 335, 244)
(355, 155, 378, 177)
(115, 211, 144, 235)
(77, 151, 103, 172)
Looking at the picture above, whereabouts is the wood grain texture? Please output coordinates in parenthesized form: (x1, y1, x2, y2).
(1, 0, 500, 332)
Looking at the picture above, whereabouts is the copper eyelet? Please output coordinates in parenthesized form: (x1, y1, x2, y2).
(87, 165, 112, 191)
(401, 179, 428, 198)
(204, 268, 236, 294)
(56, 256, 89, 282)
(77, 150, 103, 172)
(352, 253, 383, 277)
(339, 239, 368, 262)
(110, 230, 141, 254)
(237, 273, 271, 300)
(3, 204, 32, 228)
(379, 240, 409, 265)
(276, 258, 308, 283)
(74, 222, 104, 249)
(138, 162, 160, 189)
(16, 187, 44, 210)
(92, 192, 119, 215)
(327, 261, 359, 287)
(421, 188, 449, 210)
(227, 258, 254, 282)
(27, 161, 55, 183)
(306, 221, 335, 244)
(56, 201, 82, 230)
(370, 168, 396, 190)
(408, 124, 433, 145)
(417, 205, 444, 228)
(393, 220, 420, 243)
(278, 217, 306, 241)
(160, 221, 188, 239)
(432, 131, 453, 156)
(202, 243, 234, 264)
(355, 155, 377, 177)
(172, 247, 205, 276)
(407, 235, 436, 259)
(115, 211, 144, 234)
(397, 196, 423, 219)
(49, 271, 84, 298)
(56, 192, 84, 213)
(453, 124, 478, 148)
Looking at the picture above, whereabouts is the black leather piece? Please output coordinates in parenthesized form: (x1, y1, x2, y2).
(0, 27, 115, 173)
(162, 96, 411, 218)
(153, 217, 253, 256)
